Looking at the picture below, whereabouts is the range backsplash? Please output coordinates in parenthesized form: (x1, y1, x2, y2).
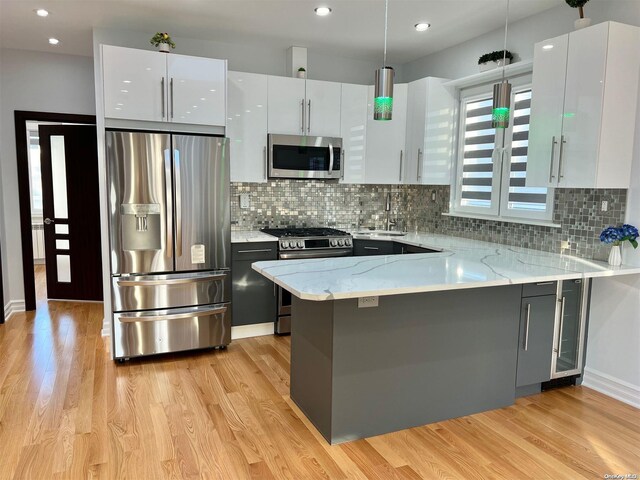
(231, 181, 627, 261)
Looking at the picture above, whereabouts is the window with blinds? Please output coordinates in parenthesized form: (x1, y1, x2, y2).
(454, 84, 553, 223)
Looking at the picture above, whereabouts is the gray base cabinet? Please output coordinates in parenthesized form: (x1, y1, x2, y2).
(231, 242, 277, 326)
(516, 294, 556, 387)
(353, 239, 439, 256)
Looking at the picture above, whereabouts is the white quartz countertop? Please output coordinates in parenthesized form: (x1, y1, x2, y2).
(252, 232, 640, 301)
(231, 230, 278, 243)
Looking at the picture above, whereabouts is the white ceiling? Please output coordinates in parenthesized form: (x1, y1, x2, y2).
(0, 0, 562, 64)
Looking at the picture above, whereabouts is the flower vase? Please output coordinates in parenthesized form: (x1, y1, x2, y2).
(608, 245, 622, 266)
(574, 18, 591, 30)
(158, 43, 170, 53)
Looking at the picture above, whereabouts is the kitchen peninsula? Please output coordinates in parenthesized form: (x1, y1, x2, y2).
(253, 234, 640, 444)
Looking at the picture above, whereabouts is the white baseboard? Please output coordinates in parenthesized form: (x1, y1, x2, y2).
(3, 300, 26, 320)
(231, 322, 275, 340)
(101, 317, 110, 337)
(582, 367, 640, 409)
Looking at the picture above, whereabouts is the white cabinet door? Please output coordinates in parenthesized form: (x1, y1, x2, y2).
(404, 79, 428, 184)
(102, 45, 167, 121)
(340, 84, 368, 184)
(267, 76, 306, 134)
(558, 23, 608, 188)
(364, 83, 408, 184)
(305, 80, 342, 137)
(228, 71, 269, 183)
(167, 55, 226, 126)
(421, 78, 456, 185)
(527, 34, 569, 188)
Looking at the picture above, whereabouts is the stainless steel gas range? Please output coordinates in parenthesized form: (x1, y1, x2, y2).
(260, 227, 353, 334)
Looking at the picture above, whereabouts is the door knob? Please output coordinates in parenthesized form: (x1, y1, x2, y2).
(44, 218, 54, 225)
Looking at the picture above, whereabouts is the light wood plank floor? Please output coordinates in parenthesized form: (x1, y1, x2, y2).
(0, 299, 638, 479)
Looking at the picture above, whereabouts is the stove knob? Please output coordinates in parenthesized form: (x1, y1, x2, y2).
(281, 242, 288, 249)
(330, 239, 337, 247)
(346, 238, 352, 246)
(297, 241, 304, 248)
(338, 239, 345, 247)
(288, 241, 295, 249)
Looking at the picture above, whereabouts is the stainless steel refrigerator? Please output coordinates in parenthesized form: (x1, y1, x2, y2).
(106, 131, 231, 360)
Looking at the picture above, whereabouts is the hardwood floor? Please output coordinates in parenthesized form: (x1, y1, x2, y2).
(0, 300, 638, 479)
(34, 264, 47, 301)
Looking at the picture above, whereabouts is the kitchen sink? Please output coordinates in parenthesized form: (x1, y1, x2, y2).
(355, 230, 407, 237)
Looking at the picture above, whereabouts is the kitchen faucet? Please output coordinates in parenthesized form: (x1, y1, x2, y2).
(384, 192, 398, 231)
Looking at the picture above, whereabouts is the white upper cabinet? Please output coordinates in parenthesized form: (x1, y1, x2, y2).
(101, 45, 227, 127)
(228, 71, 269, 183)
(305, 80, 342, 137)
(527, 22, 640, 188)
(340, 84, 368, 184)
(364, 83, 408, 184)
(167, 55, 226, 126)
(267, 76, 307, 135)
(267, 76, 341, 137)
(102, 45, 167, 122)
(404, 77, 455, 185)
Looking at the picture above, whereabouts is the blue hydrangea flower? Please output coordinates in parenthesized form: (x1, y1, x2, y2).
(599, 226, 622, 245)
(620, 224, 639, 249)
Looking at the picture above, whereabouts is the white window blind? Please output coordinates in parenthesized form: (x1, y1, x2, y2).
(454, 82, 553, 223)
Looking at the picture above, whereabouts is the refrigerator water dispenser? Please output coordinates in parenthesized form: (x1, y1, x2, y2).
(121, 203, 161, 251)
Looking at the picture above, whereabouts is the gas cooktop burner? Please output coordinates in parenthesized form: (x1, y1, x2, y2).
(261, 227, 350, 238)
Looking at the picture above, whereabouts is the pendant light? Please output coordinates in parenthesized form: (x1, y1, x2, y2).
(374, 0, 394, 121)
(492, 0, 511, 129)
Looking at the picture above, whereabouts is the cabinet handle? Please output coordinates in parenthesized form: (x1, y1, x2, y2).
(307, 99, 311, 134)
(535, 282, 554, 286)
(524, 303, 531, 351)
(548, 136, 557, 183)
(558, 135, 566, 180)
(399, 150, 404, 182)
(170, 78, 174, 119)
(417, 148, 423, 182)
(300, 99, 305, 134)
(264, 146, 268, 181)
(364, 246, 379, 251)
(236, 249, 273, 254)
(161, 77, 166, 119)
(557, 296, 566, 358)
(341, 150, 345, 180)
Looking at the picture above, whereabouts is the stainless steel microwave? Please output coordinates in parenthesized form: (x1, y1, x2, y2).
(268, 134, 342, 180)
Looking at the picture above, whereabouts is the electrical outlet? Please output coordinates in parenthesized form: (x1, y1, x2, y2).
(601, 200, 608, 212)
(358, 296, 379, 308)
(561, 240, 570, 250)
(240, 194, 251, 209)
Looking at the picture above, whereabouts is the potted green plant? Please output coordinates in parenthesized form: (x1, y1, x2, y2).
(297, 67, 306, 79)
(150, 32, 176, 53)
(478, 50, 514, 72)
(566, 0, 591, 30)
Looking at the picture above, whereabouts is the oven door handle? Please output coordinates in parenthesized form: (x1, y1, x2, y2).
(279, 248, 352, 260)
(328, 143, 334, 174)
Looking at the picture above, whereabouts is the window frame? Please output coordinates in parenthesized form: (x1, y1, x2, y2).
(451, 74, 555, 224)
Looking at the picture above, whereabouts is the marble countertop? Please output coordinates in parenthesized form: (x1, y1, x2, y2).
(253, 232, 640, 301)
(231, 230, 278, 243)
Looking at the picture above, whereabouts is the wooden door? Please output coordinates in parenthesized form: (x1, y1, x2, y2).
(39, 125, 103, 301)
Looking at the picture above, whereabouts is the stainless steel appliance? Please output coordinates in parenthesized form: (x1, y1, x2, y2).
(268, 134, 343, 180)
(106, 130, 231, 360)
(260, 227, 353, 334)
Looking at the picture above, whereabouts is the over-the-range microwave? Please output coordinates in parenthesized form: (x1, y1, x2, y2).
(268, 134, 343, 180)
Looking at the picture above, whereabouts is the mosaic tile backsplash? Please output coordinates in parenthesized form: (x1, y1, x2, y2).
(231, 180, 627, 261)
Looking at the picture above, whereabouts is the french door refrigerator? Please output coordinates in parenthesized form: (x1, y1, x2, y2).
(106, 131, 231, 360)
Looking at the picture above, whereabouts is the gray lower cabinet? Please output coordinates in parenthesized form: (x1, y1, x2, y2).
(516, 293, 557, 387)
(231, 242, 277, 326)
(353, 239, 395, 256)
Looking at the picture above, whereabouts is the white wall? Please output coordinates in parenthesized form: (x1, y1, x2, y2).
(402, 0, 640, 81)
(92, 28, 378, 85)
(0, 49, 96, 304)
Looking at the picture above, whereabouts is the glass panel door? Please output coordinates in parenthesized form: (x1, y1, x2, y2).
(553, 279, 586, 377)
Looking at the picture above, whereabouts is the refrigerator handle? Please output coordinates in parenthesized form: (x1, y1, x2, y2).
(174, 149, 182, 257)
(164, 149, 173, 256)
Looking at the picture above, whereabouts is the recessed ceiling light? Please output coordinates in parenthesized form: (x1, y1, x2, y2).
(414, 23, 431, 32)
(122, 80, 131, 84)
(35, 9, 49, 17)
(314, 6, 332, 16)
(542, 44, 554, 50)
(48, 38, 59, 45)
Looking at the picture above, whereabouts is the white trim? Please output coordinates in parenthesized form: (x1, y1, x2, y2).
(4, 300, 26, 320)
(101, 317, 110, 337)
(442, 211, 561, 228)
(582, 367, 640, 409)
(442, 60, 533, 89)
(231, 322, 274, 340)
